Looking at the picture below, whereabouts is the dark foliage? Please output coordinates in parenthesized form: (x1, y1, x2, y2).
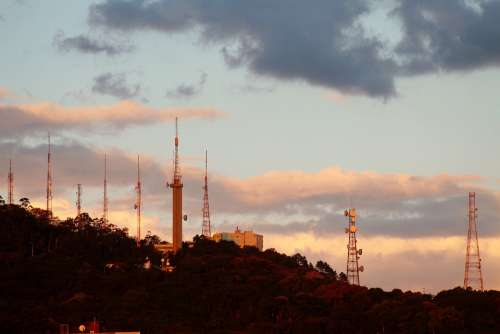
(0, 205, 499, 333)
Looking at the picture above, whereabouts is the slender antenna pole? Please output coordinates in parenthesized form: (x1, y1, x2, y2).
(103, 153, 108, 223)
(135, 155, 142, 247)
(46, 133, 53, 219)
(202, 150, 211, 237)
(8, 159, 14, 205)
(76, 184, 82, 217)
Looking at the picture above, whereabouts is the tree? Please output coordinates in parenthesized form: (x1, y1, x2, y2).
(19, 197, 31, 209)
(315, 260, 337, 279)
(338, 272, 348, 282)
(0, 195, 5, 205)
(291, 253, 308, 268)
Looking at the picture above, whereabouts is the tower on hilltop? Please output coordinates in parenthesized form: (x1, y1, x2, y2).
(345, 208, 364, 285)
(46, 133, 53, 219)
(464, 192, 484, 291)
(168, 118, 184, 252)
(76, 184, 82, 217)
(202, 150, 211, 238)
(103, 154, 109, 223)
(8, 159, 14, 205)
(135, 155, 142, 247)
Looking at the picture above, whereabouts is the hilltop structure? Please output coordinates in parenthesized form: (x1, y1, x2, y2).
(168, 118, 184, 252)
(212, 227, 263, 251)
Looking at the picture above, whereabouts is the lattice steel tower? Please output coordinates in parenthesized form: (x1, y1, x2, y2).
(464, 192, 484, 291)
(7, 159, 14, 205)
(201, 150, 211, 237)
(46, 133, 53, 219)
(345, 208, 363, 285)
(135, 155, 142, 247)
(103, 154, 109, 223)
(76, 184, 82, 217)
(168, 118, 183, 252)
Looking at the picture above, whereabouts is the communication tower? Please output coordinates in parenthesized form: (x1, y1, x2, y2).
(8, 159, 14, 205)
(464, 192, 484, 290)
(135, 155, 142, 247)
(103, 154, 109, 223)
(46, 133, 53, 219)
(202, 150, 211, 237)
(167, 118, 184, 252)
(76, 184, 82, 217)
(345, 208, 363, 285)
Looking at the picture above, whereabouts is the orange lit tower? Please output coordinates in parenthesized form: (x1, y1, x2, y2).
(345, 208, 363, 285)
(135, 155, 142, 247)
(46, 133, 53, 219)
(201, 150, 211, 237)
(7, 159, 14, 205)
(168, 118, 183, 252)
(464, 192, 484, 290)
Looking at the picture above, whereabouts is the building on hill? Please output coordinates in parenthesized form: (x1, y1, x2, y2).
(154, 241, 173, 254)
(212, 227, 263, 251)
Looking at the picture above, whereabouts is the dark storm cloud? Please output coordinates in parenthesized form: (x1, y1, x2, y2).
(54, 31, 133, 56)
(166, 72, 207, 99)
(88, 0, 500, 98)
(89, 0, 397, 98)
(394, 0, 500, 75)
(92, 72, 141, 99)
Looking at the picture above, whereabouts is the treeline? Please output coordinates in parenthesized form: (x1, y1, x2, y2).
(0, 203, 499, 333)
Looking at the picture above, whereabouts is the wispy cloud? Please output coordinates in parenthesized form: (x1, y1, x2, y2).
(0, 94, 226, 138)
(53, 31, 134, 56)
(166, 72, 207, 99)
(92, 72, 141, 99)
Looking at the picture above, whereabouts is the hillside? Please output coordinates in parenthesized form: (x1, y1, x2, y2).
(0, 204, 499, 333)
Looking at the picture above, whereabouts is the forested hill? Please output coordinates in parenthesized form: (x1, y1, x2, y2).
(0, 204, 499, 334)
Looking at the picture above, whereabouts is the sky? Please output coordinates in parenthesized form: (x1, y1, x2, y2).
(1, 0, 499, 293)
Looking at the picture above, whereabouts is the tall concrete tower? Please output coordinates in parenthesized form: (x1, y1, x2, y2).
(201, 150, 211, 238)
(168, 118, 183, 252)
(464, 192, 484, 290)
(345, 208, 363, 285)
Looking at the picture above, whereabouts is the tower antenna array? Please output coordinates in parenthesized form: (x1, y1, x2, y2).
(464, 192, 484, 290)
(76, 184, 82, 217)
(8, 159, 14, 205)
(135, 155, 142, 247)
(46, 133, 53, 219)
(168, 117, 184, 252)
(103, 154, 109, 223)
(345, 208, 363, 285)
(202, 150, 211, 237)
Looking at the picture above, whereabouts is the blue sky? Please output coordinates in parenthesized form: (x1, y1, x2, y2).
(1, 0, 500, 292)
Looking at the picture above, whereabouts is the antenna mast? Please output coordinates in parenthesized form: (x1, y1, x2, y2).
(168, 117, 184, 252)
(464, 192, 484, 290)
(76, 184, 82, 217)
(135, 155, 142, 247)
(345, 208, 363, 285)
(202, 150, 211, 237)
(8, 159, 14, 205)
(103, 154, 108, 223)
(46, 133, 53, 219)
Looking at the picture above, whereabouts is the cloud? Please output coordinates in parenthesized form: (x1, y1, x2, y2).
(88, 0, 500, 99)
(166, 72, 207, 99)
(53, 31, 134, 56)
(92, 72, 141, 99)
(394, 0, 500, 75)
(89, 0, 397, 98)
(0, 97, 226, 138)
